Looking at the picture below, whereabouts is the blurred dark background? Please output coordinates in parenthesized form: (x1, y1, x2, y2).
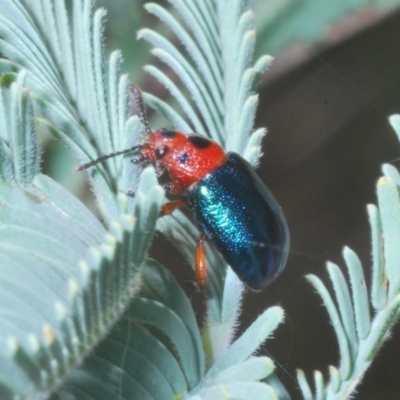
(253, 10, 400, 399)
(44, 2, 400, 398)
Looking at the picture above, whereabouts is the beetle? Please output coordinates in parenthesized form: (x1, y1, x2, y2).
(76, 85, 290, 291)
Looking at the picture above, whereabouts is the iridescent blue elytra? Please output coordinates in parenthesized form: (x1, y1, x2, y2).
(187, 153, 290, 291)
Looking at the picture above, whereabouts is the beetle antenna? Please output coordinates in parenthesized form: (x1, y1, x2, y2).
(75, 145, 141, 172)
(76, 84, 152, 172)
(130, 84, 152, 135)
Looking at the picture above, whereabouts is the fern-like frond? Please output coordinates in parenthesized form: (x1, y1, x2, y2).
(54, 259, 284, 400)
(297, 115, 400, 398)
(54, 259, 204, 399)
(0, 75, 39, 184)
(0, 84, 163, 395)
(141, 0, 272, 164)
(0, 0, 142, 219)
(0, 2, 167, 397)
(0, 155, 163, 398)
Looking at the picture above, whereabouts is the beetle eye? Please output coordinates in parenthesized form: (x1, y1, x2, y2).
(178, 152, 189, 164)
(155, 145, 168, 159)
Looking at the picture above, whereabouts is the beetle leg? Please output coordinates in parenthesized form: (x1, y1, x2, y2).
(160, 199, 187, 216)
(195, 236, 207, 288)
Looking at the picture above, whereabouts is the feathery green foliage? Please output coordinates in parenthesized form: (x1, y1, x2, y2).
(0, 74, 163, 399)
(296, 117, 400, 399)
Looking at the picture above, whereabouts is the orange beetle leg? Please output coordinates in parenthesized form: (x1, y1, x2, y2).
(195, 236, 207, 288)
(160, 199, 187, 216)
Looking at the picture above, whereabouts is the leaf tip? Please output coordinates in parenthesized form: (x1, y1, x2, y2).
(377, 175, 393, 188)
(343, 245, 353, 257)
(55, 301, 67, 322)
(43, 325, 56, 345)
(389, 114, 400, 141)
(68, 278, 80, 299)
(137, 28, 149, 40)
(28, 334, 40, 353)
